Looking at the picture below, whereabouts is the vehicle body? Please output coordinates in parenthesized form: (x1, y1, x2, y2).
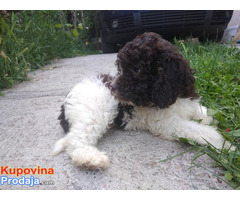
(98, 10, 233, 53)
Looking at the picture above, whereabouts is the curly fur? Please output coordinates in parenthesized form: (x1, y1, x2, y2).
(52, 32, 233, 170)
(113, 32, 198, 108)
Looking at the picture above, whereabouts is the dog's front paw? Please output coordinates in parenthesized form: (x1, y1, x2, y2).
(70, 147, 109, 170)
(198, 128, 235, 151)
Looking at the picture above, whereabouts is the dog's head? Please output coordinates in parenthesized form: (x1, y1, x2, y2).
(110, 32, 199, 108)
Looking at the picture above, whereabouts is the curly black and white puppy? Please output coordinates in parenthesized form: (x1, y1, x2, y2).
(52, 32, 232, 169)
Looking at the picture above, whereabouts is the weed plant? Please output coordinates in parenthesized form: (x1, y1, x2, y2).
(171, 40, 240, 189)
(0, 11, 98, 90)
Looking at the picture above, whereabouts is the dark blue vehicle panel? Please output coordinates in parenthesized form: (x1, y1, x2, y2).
(98, 10, 233, 53)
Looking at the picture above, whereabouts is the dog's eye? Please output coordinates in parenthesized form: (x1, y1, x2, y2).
(132, 66, 141, 74)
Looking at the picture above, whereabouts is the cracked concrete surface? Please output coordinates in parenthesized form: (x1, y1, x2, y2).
(0, 54, 231, 190)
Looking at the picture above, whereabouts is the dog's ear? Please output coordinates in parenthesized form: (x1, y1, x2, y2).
(151, 58, 198, 108)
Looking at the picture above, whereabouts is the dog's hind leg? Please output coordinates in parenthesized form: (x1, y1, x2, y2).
(52, 77, 119, 169)
(65, 122, 112, 170)
(69, 145, 110, 170)
(52, 118, 112, 170)
(163, 116, 233, 150)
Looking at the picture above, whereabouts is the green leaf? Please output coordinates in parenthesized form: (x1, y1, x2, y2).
(229, 129, 240, 137)
(55, 24, 63, 28)
(72, 29, 79, 37)
(178, 137, 189, 144)
(195, 119, 203, 123)
(204, 73, 210, 80)
(207, 108, 218, 116)
(224, 74, 232, 85)
(25, 20, 32, 32)
(65, 31, 72, 38)
(78, 24, 83, 30)
(217, 112, 226, 125)
(177, 137, 196, 146)
(65, 23, 73, 27)
(224, 172, 233, 181)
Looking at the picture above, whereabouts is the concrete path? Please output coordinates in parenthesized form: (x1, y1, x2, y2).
(0, 54, 231, 190)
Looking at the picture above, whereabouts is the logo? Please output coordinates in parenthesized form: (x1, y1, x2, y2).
(0, 166, 55, 187)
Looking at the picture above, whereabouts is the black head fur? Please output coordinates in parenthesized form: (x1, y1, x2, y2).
(112, 32, 199, 108)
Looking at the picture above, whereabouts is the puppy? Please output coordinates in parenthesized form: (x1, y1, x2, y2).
(52, 32, 232, 170)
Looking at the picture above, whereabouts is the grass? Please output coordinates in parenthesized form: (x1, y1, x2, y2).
(163, 40, 240, 189)
(0, 11, 99, 91)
